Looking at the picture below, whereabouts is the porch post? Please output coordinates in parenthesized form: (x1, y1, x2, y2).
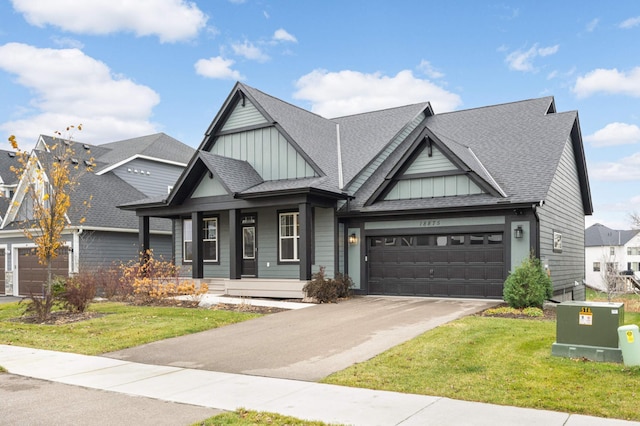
(229, 209, 242, 279)
(298, 202, 312, 281)
(138, 216, 150, 265)
(192, 211, 204, 279)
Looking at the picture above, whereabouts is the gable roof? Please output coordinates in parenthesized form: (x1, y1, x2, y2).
(348, 96, 589, 213)
(585, 223, 639, 247)
(1, 133, 190, 232)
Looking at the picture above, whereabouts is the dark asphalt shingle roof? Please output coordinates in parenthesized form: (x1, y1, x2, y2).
(199, 151, 263, 193)
(585, 223, 639, 247)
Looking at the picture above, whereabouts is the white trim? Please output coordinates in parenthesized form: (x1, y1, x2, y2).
(95, 154, 188, 175)
(78, 226, 172, 235)
(0, 243, 7, 296)
(336, 123, 344, 189)
(467, 147, 508, 198)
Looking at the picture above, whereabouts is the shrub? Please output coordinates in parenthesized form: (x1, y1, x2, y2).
(92, 266, 130, 300)
(120, 250, 208, 304)
(303, 266, 353, 303)
(503, 254, 552, 309)
(20, 275, 66, 321)
(58, 273, 97, 313)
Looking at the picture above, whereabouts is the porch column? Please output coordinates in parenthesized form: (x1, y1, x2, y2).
(138, 216, 150, 265)
(299, 202, 312, 281)
(192, 211, 204, 279)
(229, 209, 242, 279)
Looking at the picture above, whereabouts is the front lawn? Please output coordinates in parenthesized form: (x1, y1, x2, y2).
(0, 301, 260, 355)
(324, 304, 640, 421)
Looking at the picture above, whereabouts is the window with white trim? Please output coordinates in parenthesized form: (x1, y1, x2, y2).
(183, 217, 218, 262)
(279, 212, 299, 262)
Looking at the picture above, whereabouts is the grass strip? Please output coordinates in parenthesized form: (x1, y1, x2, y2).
(0, 301, 260, 355)
(324, 314, 640, 421)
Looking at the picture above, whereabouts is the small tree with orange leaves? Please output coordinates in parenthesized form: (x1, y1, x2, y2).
(8, 126, 93, 320)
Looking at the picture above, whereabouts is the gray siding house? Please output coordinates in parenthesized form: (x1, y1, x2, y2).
(125, 83, 592, 301)
(0, 133, 194, 296)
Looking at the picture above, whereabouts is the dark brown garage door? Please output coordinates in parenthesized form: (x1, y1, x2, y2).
(368, 233, 505, 298)
(17, 247, 69, 296)
(0, 248, 5, 295)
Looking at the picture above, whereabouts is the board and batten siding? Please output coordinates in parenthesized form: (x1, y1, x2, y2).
(537, 135, 586, 300)
(210, 127, 316, 180)
(221, 98, 268, 132)
(313, 207, 335, 278)
(174, 216, 230, 278)
(79, 231, 171, 269)
(346, 113, 425, 194)
(111, 158, 184, 197)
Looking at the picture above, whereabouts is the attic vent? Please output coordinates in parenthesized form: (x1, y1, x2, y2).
(83, 144, 90, 150)
(63, 140, 71, 146)
(83, 160, 94, 167)
(71, 158, 79, 165)
(54, 155, 62, 162)
(7, 152, 15, 158)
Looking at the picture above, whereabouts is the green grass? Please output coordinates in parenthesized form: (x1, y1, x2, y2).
(0, 301, 260, 355)
(195, 408, 337, 425)
(323, 313, 640, 421)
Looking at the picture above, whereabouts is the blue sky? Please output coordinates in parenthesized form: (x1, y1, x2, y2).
(0, 1, 639, 230)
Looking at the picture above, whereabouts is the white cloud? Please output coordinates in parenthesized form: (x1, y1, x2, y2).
(293, 69, 462, 118)
(505, 44, 559, 72)
(590, 152, 640, 181)
(273, 28, 297, 43)
(417, 60, 444, 79)
(585, 122, 640, 147)
(620, 16, 640, 29)
(574, 67, 640, 98)
(586, 18, 599, 32)
(194, 56, 244, 80)
(0, 43, 159, 146)
(50, 36, 84, 49)
(11, 0, 207, 43)
(231, 40, 270, 62)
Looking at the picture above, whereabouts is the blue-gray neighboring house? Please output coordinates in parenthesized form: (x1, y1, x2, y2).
(0, 132, 194, 296)
(124, 82, 593, 301)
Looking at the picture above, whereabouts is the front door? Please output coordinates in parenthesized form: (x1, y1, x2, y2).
(241, 214, 257, 277)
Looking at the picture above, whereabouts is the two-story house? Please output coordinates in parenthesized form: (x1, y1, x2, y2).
(585, 223, 640, 291)
(0, 132, 194, 296)
(124, 82, 592, 301)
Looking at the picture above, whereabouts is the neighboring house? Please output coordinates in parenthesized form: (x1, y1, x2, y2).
(585, 223, 640, 291)
(123, 82, 592, 301)
(0, 133, 194, 296)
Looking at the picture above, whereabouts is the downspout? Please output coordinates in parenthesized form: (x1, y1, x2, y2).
(532, 201, 543, 258)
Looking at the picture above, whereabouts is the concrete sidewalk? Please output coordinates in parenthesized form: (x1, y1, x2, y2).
(1, 345, 637, 426)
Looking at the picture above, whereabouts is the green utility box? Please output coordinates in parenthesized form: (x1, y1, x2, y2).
(618, 325, 640, 366)
(551, 301, 624, 362)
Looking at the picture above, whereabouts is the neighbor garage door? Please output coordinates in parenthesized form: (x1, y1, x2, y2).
(17, 247, 69, 296)
(368, 233, 504, 298)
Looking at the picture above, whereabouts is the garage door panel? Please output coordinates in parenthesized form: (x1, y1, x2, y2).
(18, 247, 69, 296)
(367, 232, 504, 299)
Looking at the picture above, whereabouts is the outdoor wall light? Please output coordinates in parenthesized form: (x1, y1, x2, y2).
(348, 233, 358, 245)
(514, 225, 524, 239)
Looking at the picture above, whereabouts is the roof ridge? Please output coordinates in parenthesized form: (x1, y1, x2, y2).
(433, 96, 555, 117)
(330, 102, 431, 120)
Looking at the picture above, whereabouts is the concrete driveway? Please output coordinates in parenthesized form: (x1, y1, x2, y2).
(106, 296, 499, 381)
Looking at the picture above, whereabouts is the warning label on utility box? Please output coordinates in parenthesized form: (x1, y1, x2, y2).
(627, 331, 635, 343)
(579, 307, 593, 326)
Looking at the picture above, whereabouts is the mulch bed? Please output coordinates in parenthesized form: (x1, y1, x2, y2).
(11, 311, 106, 325)
(478, 303, 557, 320)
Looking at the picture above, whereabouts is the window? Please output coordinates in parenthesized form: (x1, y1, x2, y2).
(450, 236, 465, 245)
(203, 218, 218, 262)
(183, 219, 192, 261)
(183, 217, 218, 262)
(628, 247, 640, 256)
(470, 235, 484, 245)
(279, 212, 299, 262)
(488, 234, 503, 244)
(593, 262, 601, 272)
(610, 247, 615, 256)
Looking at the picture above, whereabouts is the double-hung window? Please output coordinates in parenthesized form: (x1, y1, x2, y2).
(279, 212, 299, 262)
(183, 217, 218, 262)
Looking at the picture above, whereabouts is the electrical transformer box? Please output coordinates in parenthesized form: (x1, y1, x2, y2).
(552, 301, 624, 362)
